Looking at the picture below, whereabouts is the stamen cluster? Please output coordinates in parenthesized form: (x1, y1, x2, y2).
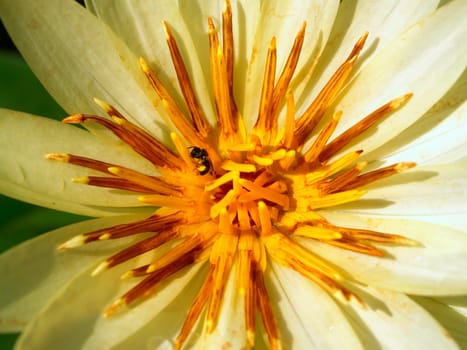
(48, 1, 417, 348)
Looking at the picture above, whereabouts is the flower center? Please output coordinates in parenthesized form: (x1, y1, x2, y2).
(48, 2, 419, 349)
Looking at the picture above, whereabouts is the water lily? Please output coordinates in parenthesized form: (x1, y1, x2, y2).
(1, 0, 467, 349)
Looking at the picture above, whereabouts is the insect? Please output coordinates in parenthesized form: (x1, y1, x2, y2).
(189, 146, 212, 175)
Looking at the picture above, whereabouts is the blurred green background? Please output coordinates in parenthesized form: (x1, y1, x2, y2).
(0, 24, 86, 348)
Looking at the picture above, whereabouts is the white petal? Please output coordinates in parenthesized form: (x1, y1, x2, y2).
(364, 213, 467, 233)
(0, 215, 146, 332)
(331, 0, 467, 156)
(107, 266, 207, 350)
(298, 0, 439, 106)
(85, 0, 218, 126)
(367, 70, 467, 165)
(14, 253, 203, 349)
(300, 213, 467, 295)
(0, 0, 167, 137)
(0, 110, 156, 215)
(82, 263, 204, 350)
(337, 161, 467, 217)
(412, 296, 467, 348)
(267, 262, 363, 350)
(342, 287, 459, 349)
(241, 0, 339, 128)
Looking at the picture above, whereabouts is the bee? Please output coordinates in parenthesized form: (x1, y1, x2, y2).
(189, 146, 212, 175)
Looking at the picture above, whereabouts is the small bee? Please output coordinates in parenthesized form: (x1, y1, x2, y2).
(189, 146, 212, 175)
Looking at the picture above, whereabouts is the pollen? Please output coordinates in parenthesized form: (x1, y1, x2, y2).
(49, 1, 418, 349)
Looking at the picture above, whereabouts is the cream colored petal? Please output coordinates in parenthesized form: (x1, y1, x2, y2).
(300, 213, 467, 295)
(0, 215, 146, 332)
(297, 0, 439, 108)
(362, 213, 466, 234)
(338, 161, 467, 217)
(0, 181, 152, 217)
(342, 287, 459, 349)
(267, 262, 363, 350)
(82, 263, 204, 350)
(14, 254, 203, 349)
(85, 0, 219, 126)
(412, 296, 467, 349)
(108, 266, 207, 350)
(330, 0, 467, 156)
(366, 70, 467, 166)
(0, 0, 167, 138)
(0, 110, 156, 215)
(240, 0, 339, 128)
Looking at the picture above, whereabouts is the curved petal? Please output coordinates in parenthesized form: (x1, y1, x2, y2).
(0, 110, 157, 215)
(342, 286, 459, 349)
(14, 255, 203, 350)
(81, 263, 204, 350)
(267, 262, 363, 350)
(241, 0, 339, 128)
(296, 0, 439, 107)
(0, 215, 146, 332)
(107, 266, 207, 350)
(330, 0, 467, 156)
(337, 161, 467, 217)
(300, 213, 467, 295)
(85, 0, 219, 126)
(363, 213, 467, 234)
(367, 70, 467, 166)
(412, 296, 467, 349)
(0, 0, 167, 137)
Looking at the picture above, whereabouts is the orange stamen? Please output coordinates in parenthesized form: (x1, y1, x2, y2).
(163, 22, 211, 137)
(320, 93, 413, 162)
(344, 161, 416, 190)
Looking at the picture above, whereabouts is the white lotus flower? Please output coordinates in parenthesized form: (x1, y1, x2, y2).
(1, 0, 466, 349)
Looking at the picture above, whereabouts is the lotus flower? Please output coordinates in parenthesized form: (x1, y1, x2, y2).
(0, 0, 466, 349)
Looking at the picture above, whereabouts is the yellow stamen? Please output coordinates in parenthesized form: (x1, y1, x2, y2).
(305, 150, 363, 185)
(205, 170, 239, 192)
(227, 143, 256, 152)
(221, 160, 256, 173)
(279, 149, 296, 170)
(252, 154, 274, 166)
(210, 189, 238, 218)
(304, 189, 367, 209)
(304, 111, 342, 163)
(254, 36, 276, 144)
(283, 91, 296, 149)
(239, 178, 290, 208)
(170, 132, 193, 169)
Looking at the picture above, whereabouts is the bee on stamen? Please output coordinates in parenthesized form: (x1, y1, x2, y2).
(188, 146, 212, 175)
